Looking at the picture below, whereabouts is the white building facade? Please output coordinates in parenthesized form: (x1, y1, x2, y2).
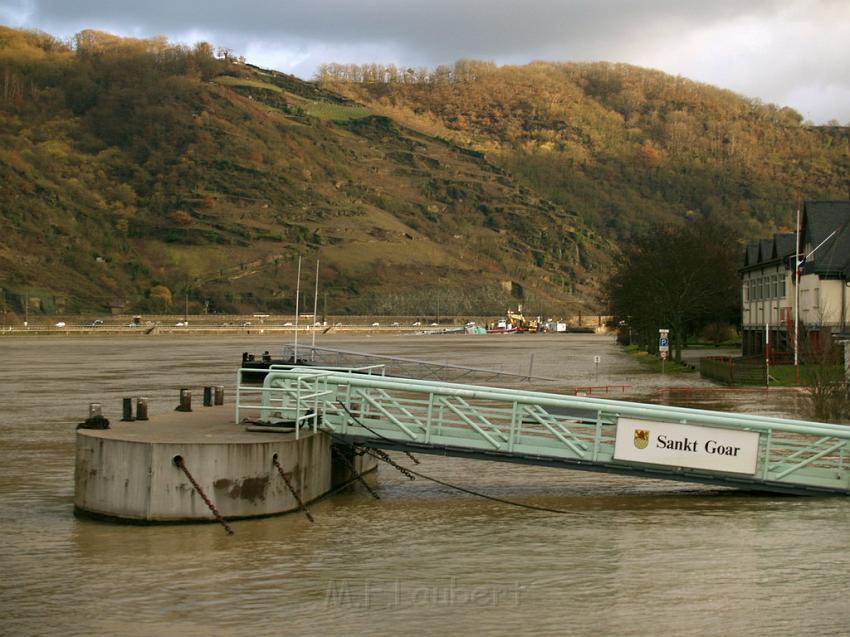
(741, 201, 850, 358)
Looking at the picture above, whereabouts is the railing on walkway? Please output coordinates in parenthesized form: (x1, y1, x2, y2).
(281, 345, 561, 383)
(234, 367, 850, 495)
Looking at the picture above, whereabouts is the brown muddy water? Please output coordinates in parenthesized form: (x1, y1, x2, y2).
(1, 334, 848, 636)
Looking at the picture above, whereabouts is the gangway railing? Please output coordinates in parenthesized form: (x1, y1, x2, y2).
(237, 367, 850, 496)
(281, 345, 561, 383)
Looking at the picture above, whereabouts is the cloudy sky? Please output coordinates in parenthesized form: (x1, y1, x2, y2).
(2, 0, 849, 123)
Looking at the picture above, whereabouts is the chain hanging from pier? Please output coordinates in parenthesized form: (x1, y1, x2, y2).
(331, 445, 381, 500)
(173, 455, 235, 535)
(271, 455, 315, 522)
(331, 402, 573, 515)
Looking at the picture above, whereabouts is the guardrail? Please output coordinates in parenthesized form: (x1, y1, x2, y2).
(235, 364, 387, 437)
(700, 356, 767, 385)
(235, 367, 850, 495)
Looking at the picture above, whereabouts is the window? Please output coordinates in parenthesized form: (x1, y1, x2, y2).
(771, 275, 778, 298)
(779, 275, 786, 298)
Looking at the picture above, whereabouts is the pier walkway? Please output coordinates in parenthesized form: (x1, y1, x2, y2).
(236, 367, 850, 496)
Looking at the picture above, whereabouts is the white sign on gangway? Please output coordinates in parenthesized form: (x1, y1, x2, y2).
(614, 417, 760, 475)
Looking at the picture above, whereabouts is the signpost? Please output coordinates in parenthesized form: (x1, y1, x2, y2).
(659, 328, 670, 373)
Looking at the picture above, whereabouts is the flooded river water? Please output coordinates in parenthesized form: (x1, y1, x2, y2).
(1, 334, 848, 636)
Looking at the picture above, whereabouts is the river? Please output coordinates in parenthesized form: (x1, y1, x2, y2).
(1, 334, 847, 636)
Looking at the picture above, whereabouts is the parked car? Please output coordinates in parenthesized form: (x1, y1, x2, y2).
(54, 321, 66, 328)
(240, 321, 252, 327)
(371, 322, 380, 326)
(412, 321, 421, 326)
(85, 319, 103, 327)
(175, 321, 187, 327)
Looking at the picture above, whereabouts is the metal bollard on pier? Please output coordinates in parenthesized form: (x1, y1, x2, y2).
(136, 397, 149, 421)
(176, 388, 192, 412)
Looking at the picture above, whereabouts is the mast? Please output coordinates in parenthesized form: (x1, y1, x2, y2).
(293, 256, 302, 361)
(311, 259, 320, 353)
(794, 193, 801, 385)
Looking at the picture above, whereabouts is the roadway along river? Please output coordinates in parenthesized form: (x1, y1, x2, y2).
(1, 334, 846, 636)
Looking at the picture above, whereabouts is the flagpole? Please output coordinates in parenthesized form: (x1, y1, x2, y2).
(765, 320, 770, 389)
(311, 259, 320, 354)
(794, 193, 801, 385)
(294, 255, 302, 362)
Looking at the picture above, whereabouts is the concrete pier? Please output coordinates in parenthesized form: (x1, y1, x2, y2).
(74, 405, 377, 523)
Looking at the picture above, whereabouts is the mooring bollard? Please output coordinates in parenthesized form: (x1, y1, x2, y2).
(121, 397, 135, 421)
(136, 397, 149, 421)
(203, 386, 213, 407)
(89, 403, 102, 419)
(176, 388, 192, 412)
(214, 385, 224, 405)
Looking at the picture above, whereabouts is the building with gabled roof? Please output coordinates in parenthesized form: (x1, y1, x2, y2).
(741, 200, 850, 357)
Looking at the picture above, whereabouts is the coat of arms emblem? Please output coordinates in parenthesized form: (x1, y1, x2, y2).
(633, 429, 650, 449)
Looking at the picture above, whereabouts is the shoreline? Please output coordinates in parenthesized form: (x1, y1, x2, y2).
(0, 325, 444, 337)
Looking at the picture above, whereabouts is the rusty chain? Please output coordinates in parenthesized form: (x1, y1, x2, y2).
(332, 445, 381, 499)
(367, 447, 416, 481)
(173, 456, 234, 535)
(330, 401, 572, 514)
(271, 455, 315, 523)
(335, 400, 420, 465)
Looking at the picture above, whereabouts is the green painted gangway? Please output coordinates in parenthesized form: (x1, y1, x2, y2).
(235, 367, 850, 496)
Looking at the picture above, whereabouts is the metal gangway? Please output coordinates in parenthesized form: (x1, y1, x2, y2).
(281, 345, 560, 383)
(236, 366, 850, 496)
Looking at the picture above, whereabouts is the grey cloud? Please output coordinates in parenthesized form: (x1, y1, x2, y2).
(27, 0, 781, 58)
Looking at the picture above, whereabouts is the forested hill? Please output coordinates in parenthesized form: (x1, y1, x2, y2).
(1, 29, 847, 317)
(0, 28, 605, 315)
(321, 60, 850, 240)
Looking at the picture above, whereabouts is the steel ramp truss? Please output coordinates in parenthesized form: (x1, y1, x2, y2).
(235, 367, 850, 496)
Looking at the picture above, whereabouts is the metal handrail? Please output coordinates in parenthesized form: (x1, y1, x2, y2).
(236, 367, 850, 493)
(272, 367, 850, 438)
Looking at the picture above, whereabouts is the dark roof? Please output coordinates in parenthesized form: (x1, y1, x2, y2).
(759, 238, 774, 261)
(741, 232, 797, 271)
(745, 241, 759, 267)
(775, 233, 796, 261)
(742, 201, 850, 275)
(802, 201, 850, 277)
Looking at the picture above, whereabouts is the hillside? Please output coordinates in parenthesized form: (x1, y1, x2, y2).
(2, 30, 848, 318)
(0, 28, 605, 316)
(321, 60, 850, 240)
